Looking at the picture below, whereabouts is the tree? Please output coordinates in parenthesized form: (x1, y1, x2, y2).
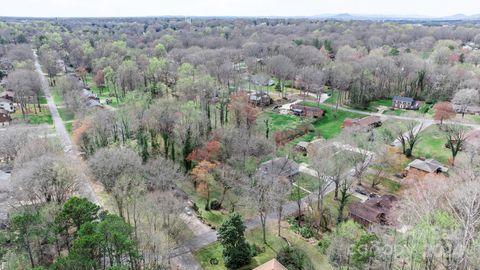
(12, 154, 78, 205)
(443, 124, 467, 166)
(190, 160, 217, 210)
(217, 213, 251, 269)
(351, 233, 378, 268)
(310, 142, 350, 229)
(276, 246, 312, 270)
(266, 55, 294, 97)
(10, 210, 42, 268)
(404, 122, 424, 157)
(88, 148, 143, 192)
(55, 197, 100, 251)
(433, 101, 456, 125)
(7, 69, 42, 116)
(452, 88, 480, 118)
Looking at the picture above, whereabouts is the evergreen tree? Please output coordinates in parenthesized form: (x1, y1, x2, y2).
(217, 213, 251, 269)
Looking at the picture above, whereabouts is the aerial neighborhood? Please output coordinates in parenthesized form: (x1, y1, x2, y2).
(1, 6, 480, 270)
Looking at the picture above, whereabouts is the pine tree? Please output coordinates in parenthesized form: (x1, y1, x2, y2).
(217, 213, 251, 269)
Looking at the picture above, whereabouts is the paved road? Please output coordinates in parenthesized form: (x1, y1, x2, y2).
(33, 50, 100, 205)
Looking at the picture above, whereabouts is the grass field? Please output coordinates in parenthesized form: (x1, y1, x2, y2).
(368, 99, 392, 112)
(300, 102, 363, 139)
(195, 222, 333, 270)
(11, 106, 53, 125)
(413, 125, 452, 164)
(58, 108, 75, 121)
(362, 174, 402, 194)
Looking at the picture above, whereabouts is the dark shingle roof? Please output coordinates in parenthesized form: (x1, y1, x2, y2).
(392, 96, 414, 103)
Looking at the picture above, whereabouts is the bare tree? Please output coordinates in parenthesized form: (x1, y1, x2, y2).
(452, 88, 480, 118)
(443, 124, 467, 166)
(88, 147, 143, 192)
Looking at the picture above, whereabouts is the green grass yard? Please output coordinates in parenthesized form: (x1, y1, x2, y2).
(412, 125, 452, 164)
(194, 223, 333, 270)
(300, 102, 363, 139)
(58, 108, 75, 122)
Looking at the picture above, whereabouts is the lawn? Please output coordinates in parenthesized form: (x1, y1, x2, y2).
(58, 108, 75, 121)
(261, 111, 303, 132)
(50, 85, 64, 105)
(373, 119, 416, 142)
(65, 122, 73, 135)
(195, 223, 333, 270)
(324, 90, 340, 105)
(368, 99, 392, 112)
(11, 106, 53, 125)
(362, 174, 402, 194)
(412, 125, 453, 164)
(300, 101, 364, 139)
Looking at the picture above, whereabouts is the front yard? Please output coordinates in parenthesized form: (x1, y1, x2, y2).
(194, 222, 333, 270)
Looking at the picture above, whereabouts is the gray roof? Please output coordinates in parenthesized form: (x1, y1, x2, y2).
(408, 159, 448, 173)
(0, 98, 12, 103)
(392, 96, 414, 103)
(257, 157, 300, 178)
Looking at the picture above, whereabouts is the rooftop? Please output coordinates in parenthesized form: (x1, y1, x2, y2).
(253, 259, 287, 270)
(408, 159, 448, 173)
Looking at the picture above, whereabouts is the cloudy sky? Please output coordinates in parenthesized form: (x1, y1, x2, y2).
(2, 0, 480, 17)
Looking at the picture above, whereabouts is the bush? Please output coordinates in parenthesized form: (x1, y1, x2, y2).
(249, 243, 264, 257)
(276, 246, 312, 270)
(317, 236, 331, 254)
(299, 227, 313, 239)
(209, 199, 221, 210)
(405, 148, 412, 157)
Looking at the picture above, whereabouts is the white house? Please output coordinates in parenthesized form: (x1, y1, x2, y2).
(0, 98, 15, 113)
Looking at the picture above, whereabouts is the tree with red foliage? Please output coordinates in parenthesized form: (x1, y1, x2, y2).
(229, 92, 259, 131)
(187, 140, 221, 162)
(433, 101, 456, 125)
(76, 66, 88, 85)
(93, 70, 105, 94)
(191, 160, 217, 210)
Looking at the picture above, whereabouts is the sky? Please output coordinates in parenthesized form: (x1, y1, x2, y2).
(1, 0, 480, 18)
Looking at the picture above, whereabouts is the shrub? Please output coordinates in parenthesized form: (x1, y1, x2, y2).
(249, 243, 264, 257)
(299, 227, 314, 239)
(317, 236, 331, 254)
(209, 199, 221, 210)
(276, 246, 312, 270)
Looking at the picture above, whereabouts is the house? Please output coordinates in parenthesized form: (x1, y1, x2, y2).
(348, 195, 396, 227)
(453, 104, 480, 115)
(257, 157, 300, 179)
(0, 90, 14, 101)
(0, 109, 11, 127)
(253, 259, 287, 270)
(0, 98, 15, 113)
(290, 104, 324, 118)
(81, 89, 99, 101)
(343, 115, 382, 128)
(249, 92, 272, 106)
(392, 96, 421, 110)
(407, 159, 448, 175)
(86, 99, 104, 109)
